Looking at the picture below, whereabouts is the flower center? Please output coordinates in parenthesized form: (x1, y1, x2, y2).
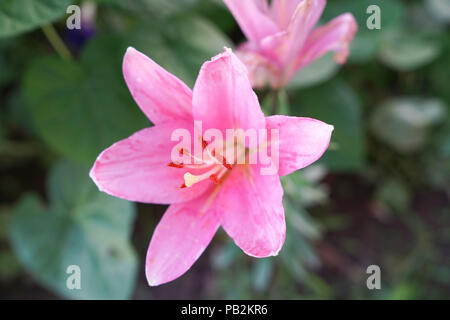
(168, 136, 244, 188)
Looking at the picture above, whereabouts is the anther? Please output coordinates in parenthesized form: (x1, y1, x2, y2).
(209, 174, 220, 184)
(184, 172, 199, 188)
(168, 162, 184, 168)
(201, 138, 209, 150)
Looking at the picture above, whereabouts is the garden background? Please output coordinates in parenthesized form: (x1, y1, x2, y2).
(0, 0, 449, 299)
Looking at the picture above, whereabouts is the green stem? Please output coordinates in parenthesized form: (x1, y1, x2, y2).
(41, 24, 73, 61)
(270, 89, 280, 115)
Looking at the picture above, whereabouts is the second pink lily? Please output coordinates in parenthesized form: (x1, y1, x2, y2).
(223, 0, 358, 88)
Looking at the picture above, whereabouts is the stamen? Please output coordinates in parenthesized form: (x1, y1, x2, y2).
(222, 158, 233, 170)
(184, 172, 199, 188)
(201, 138, 209, 150)
(168, 162, 184, 168)
(209, 174, 220, 184)
(179, 147, 209, 165)
(183, 166, 223, 188)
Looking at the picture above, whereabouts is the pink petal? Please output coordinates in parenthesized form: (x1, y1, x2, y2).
(284, 0, 326, 64)
(217, 165, 285, 257)
(90, 120, 211, 204)
(146, 192, 220, 286)
(192, 49, 266, 133)
(271, 0, 303, 29)
(295, 13, 358, 71)
(223, 0, 279, 44)
(266, 115, 334, 176)
(235, 47, 274, 88)
(123, 47, 193, 125)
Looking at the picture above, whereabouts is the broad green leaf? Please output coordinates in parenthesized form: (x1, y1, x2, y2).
(24, 35, 148, 164)
(294, 80, 365, 171)
(370, 98, 447, 153)
(126, 15, 232, 87)
(378, 29, 442, 71)
(288, 54, 340, 90)
(0, 0, 72, 38)
(9, 161, 137, 299)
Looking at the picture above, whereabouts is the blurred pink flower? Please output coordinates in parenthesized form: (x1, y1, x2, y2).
(223, 0, 358, 88)
(90, 47, 334, 286)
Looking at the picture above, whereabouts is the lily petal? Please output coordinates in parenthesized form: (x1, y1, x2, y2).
(266, 115, 334, 176)
(223, 0, 279, 44)
(90, 120, 211, 204)
(123, 47, 193, 125)
(218, 165, 285, 258)
(271, 0, 304, 29)
(146, 192, 220, 286)
(284, 0, 326, 65)
(193, 49, 266, 133)
(295, 13, 358, 71)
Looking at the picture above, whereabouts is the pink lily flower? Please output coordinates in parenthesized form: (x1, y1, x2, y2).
(223, 0, 358, 88)
(89, 47, 334, 286)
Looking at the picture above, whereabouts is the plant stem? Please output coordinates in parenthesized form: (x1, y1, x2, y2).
(41, 24, 73, 61)
(270, 89, 280, 115)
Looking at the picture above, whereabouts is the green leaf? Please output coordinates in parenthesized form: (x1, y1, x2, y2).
(126, 15, 232, 87)
(370, 98, 447, 153)
(0, 0, 72, 38)
(378, 29, 442, 71)
(287, 53, 340, 90)
(294, 80, 365, 171)
(24, 35, 149, 164)
(9, 161, 137, 299)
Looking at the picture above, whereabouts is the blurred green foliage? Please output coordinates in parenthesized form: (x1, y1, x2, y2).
(10, 161, 137, 299)
(0, 0, 449, 300)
